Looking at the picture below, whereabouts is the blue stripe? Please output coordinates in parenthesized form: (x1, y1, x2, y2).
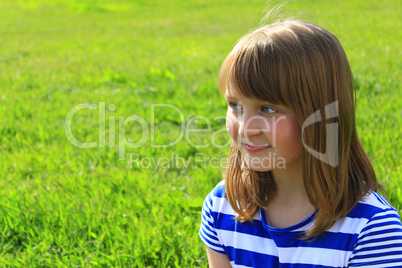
(211, 183, 225, 198)
(293, 232, 357, 251)
(199, 231, 223, 249)
(373, 192, 387, 206)
(372, 192, 391, 207)
(270, 231, 357, 251)
(360, 219, 402, 234)
(214, 212, 270, 238)
(346, 202, 381, 219)
(225, 246, 279, 267)
(201, 206, 212, 220)
(359, 228, 402, 242)
(349, 258, 402, 267)
(199, 219, 219, 241)
(351, 250, 402, 260)
(281, 263, 345, 268)
(369, 209, 401, 221)
(200, 216, 218, 236)
(356, 234, 402, 247)
(206, 194, 213, 206)
(200, 182, 402, 267)
(371, 213, 401, 224)
(213, 211, 358, 251)
(354, 242, 402, 253)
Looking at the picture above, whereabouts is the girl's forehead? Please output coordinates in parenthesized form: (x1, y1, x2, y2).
(224, 88, 251, 101)
(224, 87, 292, 111)
(224, 87, 264, 101)
(224, 88, 270, 103)
(224, 85, 252, 97)
(224, 87, 241, 98)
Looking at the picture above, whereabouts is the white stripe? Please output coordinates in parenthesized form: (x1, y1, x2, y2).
(349, 254, 402, 265)
(204, 242, 225, 253)
(201, 209, 214, 224)
(217, 180, 225, 186)
(278, 246, 351, 266)
(367, 217, 402, 227)
(369, 210, 401, 221)
(204, 198, 213, 211)
(354, 239, 402, 249)
(358, 231, 402, 242)
(199, 231, 224, 253)
(360, 193, 391, 210)
(211, 195, 264, 221)
(286, 215, 369, 234)
(366, 217, 402, 229)
(217, 229, 278, 256)
(200, 218, 219, 239)
(293, 219, 315, 232)
(350, 246, 402, 256)
(359, 224, 402, 238)
(201, 182, 402, 267)
(358, 230, 402, 245)
(209, 196, 398, 236)
(230, 261, 251, 268)
(251, 211, 260, 220)
(325, 216, 369, 234)
(217, 197, 237, 215)
(350, 237, 402, 261)
(375, 193, 391, 207)
(377, 262, 402, 268)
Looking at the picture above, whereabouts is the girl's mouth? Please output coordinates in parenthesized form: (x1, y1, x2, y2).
(244, 144, 271, 153)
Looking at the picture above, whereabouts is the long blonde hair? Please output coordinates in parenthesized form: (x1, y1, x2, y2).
(219, 20, 381, 239)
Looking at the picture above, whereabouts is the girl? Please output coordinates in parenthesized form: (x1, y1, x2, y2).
(199, 20, 402, 267)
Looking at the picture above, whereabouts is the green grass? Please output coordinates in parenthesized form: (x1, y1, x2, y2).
(0, 0, 401, 266)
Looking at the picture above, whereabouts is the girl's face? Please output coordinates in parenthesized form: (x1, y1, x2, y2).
(225, 91, 303, 172)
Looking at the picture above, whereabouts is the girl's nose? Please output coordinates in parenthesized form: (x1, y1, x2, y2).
(238, 114, 266, 138)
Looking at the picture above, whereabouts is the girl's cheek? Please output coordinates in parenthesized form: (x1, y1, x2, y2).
(273, 115, 302, 140)
(226, 113, 238, 140)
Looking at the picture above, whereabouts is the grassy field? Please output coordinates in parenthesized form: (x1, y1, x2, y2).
(0, 0, 400, 266)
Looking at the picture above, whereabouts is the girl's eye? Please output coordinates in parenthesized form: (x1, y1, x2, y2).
(261, 106, 276, 114)
(228, 102, 241, 110)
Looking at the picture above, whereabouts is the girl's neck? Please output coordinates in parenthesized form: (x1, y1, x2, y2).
(264, 158, 315, 228)
(270, 157, 304, 197)
(264, 194, 315, 228)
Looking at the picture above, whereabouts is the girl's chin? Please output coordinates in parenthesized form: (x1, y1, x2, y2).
(242, 154, 287, 172)
(249, 167, 272, 172)
(242, 159, 273, 172)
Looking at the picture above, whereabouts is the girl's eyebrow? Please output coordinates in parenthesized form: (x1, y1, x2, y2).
(224, 94, 238, 101)
(224, 93, 281, 109)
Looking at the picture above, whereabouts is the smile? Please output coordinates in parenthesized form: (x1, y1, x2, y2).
(244, 144, 271, 153)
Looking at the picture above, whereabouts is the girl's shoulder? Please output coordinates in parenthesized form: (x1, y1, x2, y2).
(350, 191, 398, 218)
(203, 180, 242, 218)
(203, 180, 227, 209)
(346, 192, 402, 266)
(361, 191, 394, 207)
(209, 180, 226, 197)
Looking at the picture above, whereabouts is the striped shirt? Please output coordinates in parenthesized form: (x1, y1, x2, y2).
(199, 181, 402, 267)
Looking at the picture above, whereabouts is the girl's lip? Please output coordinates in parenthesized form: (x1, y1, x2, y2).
(244, 144, 270, 153)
